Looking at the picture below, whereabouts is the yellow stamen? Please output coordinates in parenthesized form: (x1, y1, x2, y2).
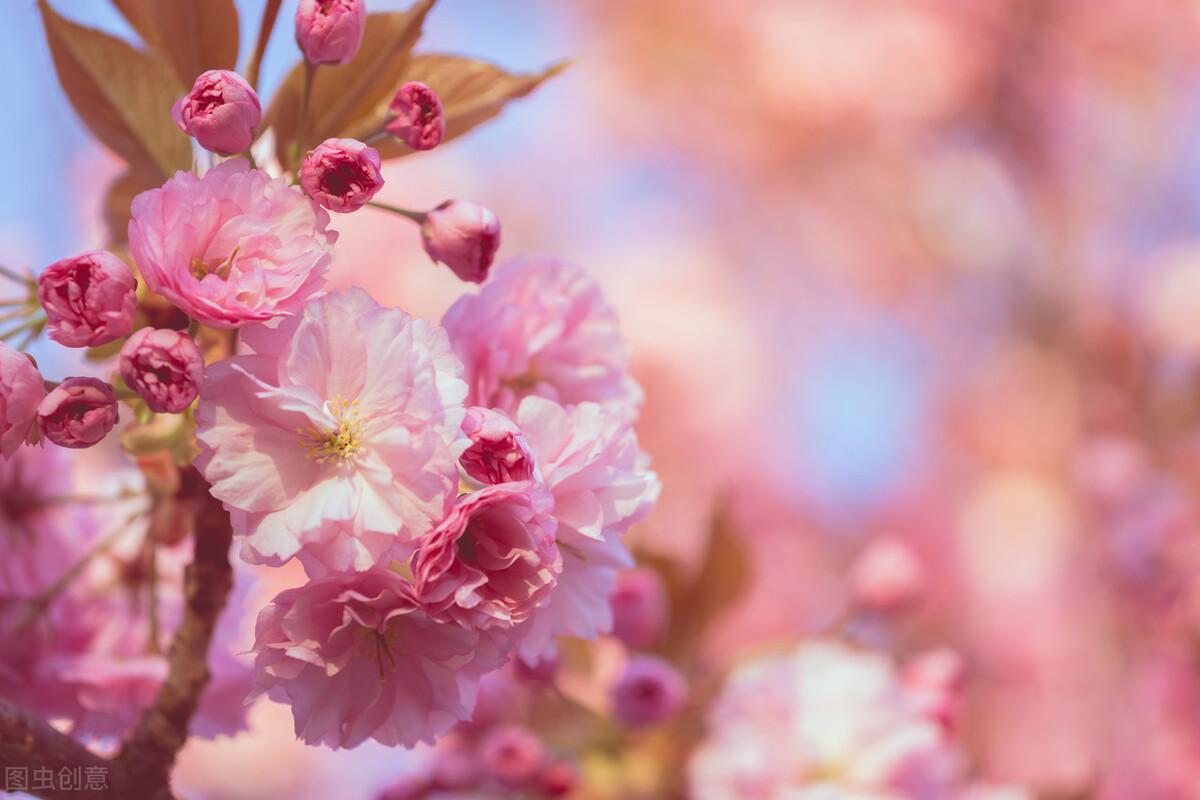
(298, 396, 364, 464)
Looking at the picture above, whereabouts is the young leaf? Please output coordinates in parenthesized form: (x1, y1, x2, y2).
(661, 500, 751, 660)
(39, 0, 192, 180)
(265, 1, 436, 170)
(145, 0, 240, 88)
(109, 0, 163, 51)
(365, 56, 570, 160)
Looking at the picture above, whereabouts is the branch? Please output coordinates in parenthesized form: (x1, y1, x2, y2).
(111, 476, 234, 799)
(0, 699, 113, 800)
(1, 473, 238, 800)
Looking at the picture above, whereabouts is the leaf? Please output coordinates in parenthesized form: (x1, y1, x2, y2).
(265, 1, 437, 170)
(660, 500, 751, 660)
(39, 0, 192, 180)
(365, 56, 570, 160)
(109, 0, 163, 51)
(103, 169, 158, 244)
(145, 0, 240, 88)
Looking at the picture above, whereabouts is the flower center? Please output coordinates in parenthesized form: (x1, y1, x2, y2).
(299, 398, 364, 464)
(190, 247, 239, 281)
(355, 625, 400, 682)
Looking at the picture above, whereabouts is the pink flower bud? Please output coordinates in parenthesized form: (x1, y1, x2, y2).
(295, 0, 366, 66)
(611, 655, 687, 727)
(171, 70, 262, 155)
(38, 251, 137, 348)
(611, 568, 668, 649)
(849, 536, 924, 612)
(37, 377, 118, 449)
(538, 762, 578, 798)
(480, 725, 545, 787)
(421, 200, 501, 284)
(299, 138, 384, 213)
(431, 747, 482, 792)
(460, 406, 534, 484)
(902, 647, 965, 735)
(0, 343, 45, 458)
(386, 81, 445, 151)
(118, 328, 205, 414)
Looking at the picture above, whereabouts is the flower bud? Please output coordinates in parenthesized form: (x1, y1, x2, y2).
(38, 377, 118, 449)
(171, 70, 262, 155)
(38, 250, 137, 348)
(421, 200, 501, 284)
(460, 407, 534, 484)
(386, 81, 444, 151)
(480, 724, 545, 787)
(611, 655, 687, 727)
(295, 0, 366, 66)
(119, 328, 205, 414)
(849, 536, 924, 612)
(0, 343, 45, 458)
(431, 747, 481, 792)
(611, 568, 668, 649)
(902, 647, 965, 735)
(537, 761, 578, 798)
(299, 138, 384, 213)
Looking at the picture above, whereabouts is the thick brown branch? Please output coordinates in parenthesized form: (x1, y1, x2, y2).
(110, 478, 234, 800)
(0, 699, 113, 800)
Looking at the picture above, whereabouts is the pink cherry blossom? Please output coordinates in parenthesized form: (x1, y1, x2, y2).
(442, 256, 643, 414)
(119, 327, 205, 414)
(129, 159, 335, 328)
(850, 535, 925, 612)
(0, 342, 45, 458)
(38, 250, 137, 348)
(420, 200, 501, 284)
(611, 654, 687, 727)
(460, 406, 535, 484)
(37, 377, 118, 449)
(688, 641, 963, 799)
(610, 568, 668, 649)
(294, 0, 366, 66)
(511, 396, 659, 662)
(480, 724, 546, 787)
(171, 69, 262, 156)
(299, 138, 384, 213)
(387, 81, 445, 151)
(413, 482, 560, 630)
(195, 288, 467, 576)
(250, 568, 510, 748)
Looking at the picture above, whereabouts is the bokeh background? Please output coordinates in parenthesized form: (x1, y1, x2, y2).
(7, 0, 1200, 797)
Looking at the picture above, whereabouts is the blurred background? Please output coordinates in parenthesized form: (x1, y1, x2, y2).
(7, 0, 1200, 797)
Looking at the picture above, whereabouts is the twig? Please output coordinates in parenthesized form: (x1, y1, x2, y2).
(366, 200, 427, 223)
(0, 699, 114, 800)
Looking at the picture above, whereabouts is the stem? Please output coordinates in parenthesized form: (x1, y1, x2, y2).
(292, 62, 318, 167)
(363, 128, 388, 145)
(244, 0, 283, 90)
(366, 200, 427, 223)
(146, 537, 161, 656)
(0, 264, 30, 285)
(17, 511, 146, 631)
(15, 318, 45, 351)
(0, 316, 43, 342)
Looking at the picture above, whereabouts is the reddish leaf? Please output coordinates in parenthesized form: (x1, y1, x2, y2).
(40, 0, 192, 180)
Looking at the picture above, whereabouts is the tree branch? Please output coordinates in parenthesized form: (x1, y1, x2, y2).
(0, 699, 113, 800)
(1, 474, 235, 800)
(112, 478, 233, 799)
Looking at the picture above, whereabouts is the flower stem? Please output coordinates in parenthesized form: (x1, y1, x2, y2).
(366, 200, 427, 223)
(0, 264, 30, 286)
(292, 62, 319, 167)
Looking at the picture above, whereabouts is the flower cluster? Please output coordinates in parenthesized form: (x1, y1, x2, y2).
(0, 0, 627, 783)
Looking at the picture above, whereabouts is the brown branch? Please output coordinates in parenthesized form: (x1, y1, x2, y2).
(1, 474, 235, 800)
(111, 478, 233, 799)
(0, 699, 114, 800)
